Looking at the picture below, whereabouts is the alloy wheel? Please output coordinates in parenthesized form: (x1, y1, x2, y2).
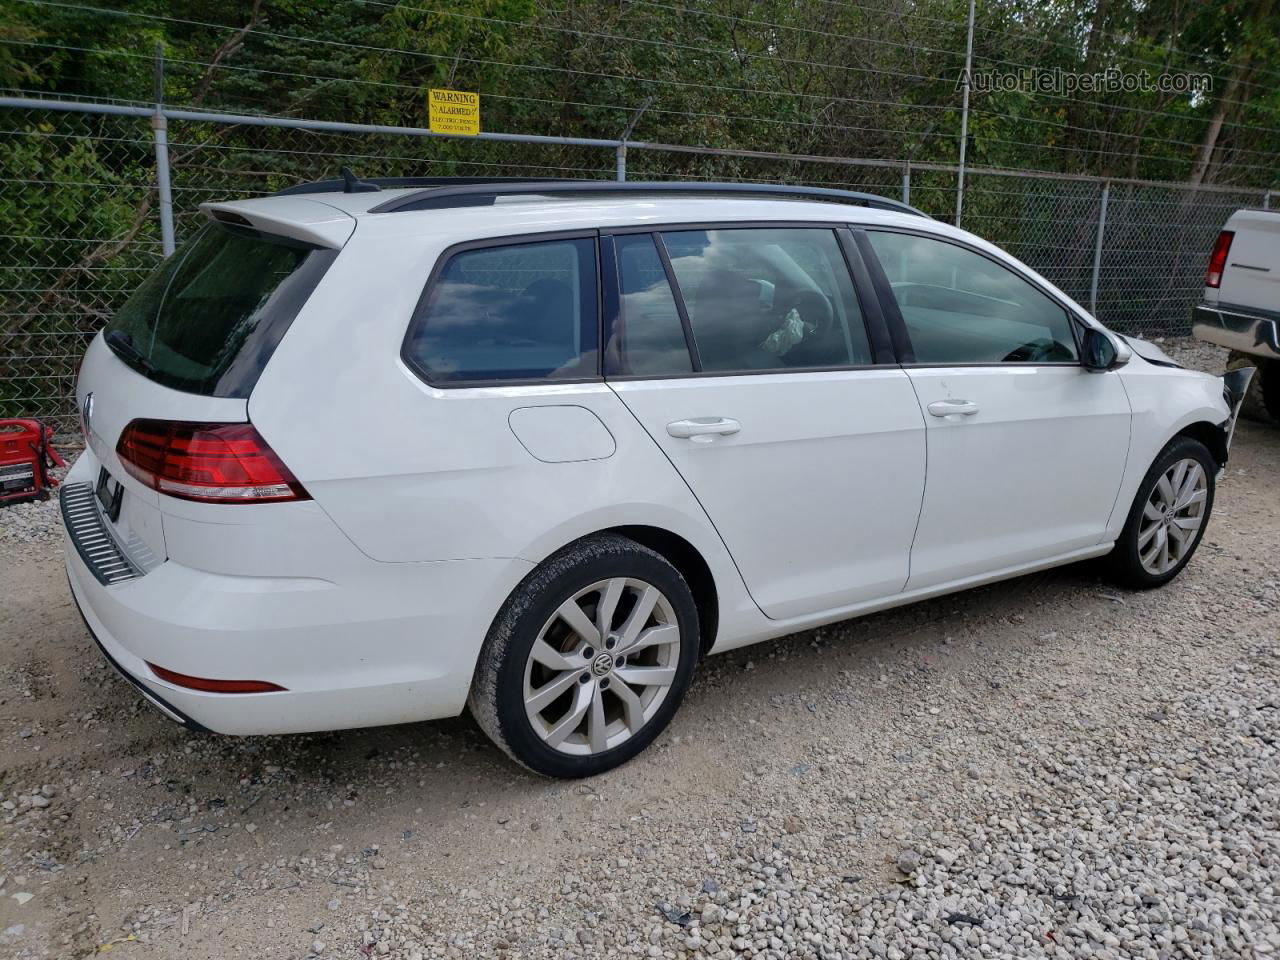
(522, 578, 681, 756)
(1137, 457, 1208, 575)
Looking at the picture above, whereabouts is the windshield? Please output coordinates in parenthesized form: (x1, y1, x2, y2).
(103, 221, 336, 397)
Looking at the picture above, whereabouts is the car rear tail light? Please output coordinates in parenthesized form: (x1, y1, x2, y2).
(1205, 230, 1234, 288)
(116, 419, 309, 504)
(147, 662, 286, 694)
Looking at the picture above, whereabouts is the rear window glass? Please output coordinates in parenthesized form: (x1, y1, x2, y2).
(104, 222, 335, 398)
(605, 234, 693, 377)
(403, 237, 599, 384)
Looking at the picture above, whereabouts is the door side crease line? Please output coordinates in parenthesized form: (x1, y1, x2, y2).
(603, 382, 767, 617)
(899, 365, 929, 594)
(1099, 372, 1136, 538)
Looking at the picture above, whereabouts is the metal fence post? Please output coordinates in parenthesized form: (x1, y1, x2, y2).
(1089, 181, 1110, 316)
(152, 45, 175, 256)
(615, 96, 653, 184)
(1266, 190, 1273, 209)
(954, 0, 976, 226)
(902, 163, 911, 205)
(152, 113, 175, 256)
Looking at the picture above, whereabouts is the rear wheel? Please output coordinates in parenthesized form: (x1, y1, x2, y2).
(469, 534, 699, 778)
(1106, 436, 1215, 589)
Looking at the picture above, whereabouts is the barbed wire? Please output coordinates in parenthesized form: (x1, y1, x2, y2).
(364, 0, 954, 86)
(626, 0, 1279, 125)
(14, 0, 1280, 162)
(760, 0, 1280, 88)
(968, 107, 1280, 161)
(628, 0, 971, 61)
(970, 51, 1278, 125)
(0, 44, 956, 148)
(14, 2, 964, 115)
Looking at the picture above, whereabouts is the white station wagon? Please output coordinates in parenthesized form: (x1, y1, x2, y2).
(64, 177, 1252, 777)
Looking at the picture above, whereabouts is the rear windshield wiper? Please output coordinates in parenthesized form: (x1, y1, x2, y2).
(105, 329, 155, 375)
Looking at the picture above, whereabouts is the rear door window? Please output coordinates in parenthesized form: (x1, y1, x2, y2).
(660, 228, 872, 372)
(404, 237, 599, 384)
(104, 222, 336, 398)
(605, 234, 693, 377)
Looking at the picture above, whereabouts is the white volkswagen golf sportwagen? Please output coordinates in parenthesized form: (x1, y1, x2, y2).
(63, 177, 1252, 777)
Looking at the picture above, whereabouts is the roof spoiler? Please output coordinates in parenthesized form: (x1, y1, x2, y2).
(199, 197, 356, 249)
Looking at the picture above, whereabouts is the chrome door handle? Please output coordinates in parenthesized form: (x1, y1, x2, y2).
(666, 417, 741, 440)
(927, 399, 979, 418)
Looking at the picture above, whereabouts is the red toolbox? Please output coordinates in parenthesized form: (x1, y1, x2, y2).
(0, 419, 66, 505)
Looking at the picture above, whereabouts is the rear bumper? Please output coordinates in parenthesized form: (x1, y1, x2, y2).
(67, 575, 209, 731)
(64, 532, 533, 736)
(1193, 302, 1280, 360)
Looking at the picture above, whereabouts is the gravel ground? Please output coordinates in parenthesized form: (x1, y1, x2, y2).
(1147, 337, 1230, 378)
(1, 338, 1277, 960)
(0, 468, 67, 553)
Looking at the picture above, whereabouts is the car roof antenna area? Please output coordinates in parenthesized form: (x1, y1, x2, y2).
(340, 167, 381, 194)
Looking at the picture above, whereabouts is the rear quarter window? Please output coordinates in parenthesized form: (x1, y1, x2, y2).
(404, 236, 599, 385)
(104, 222, 336, 398)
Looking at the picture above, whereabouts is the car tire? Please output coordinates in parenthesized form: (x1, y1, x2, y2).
(1262, 359, 1280, 423)
(1227, 351, 1276, 423)
(1106, 436, 1216, 589)
(468, 534, 700, 778)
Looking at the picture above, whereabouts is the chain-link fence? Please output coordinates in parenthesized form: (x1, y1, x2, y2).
(1, 109, 165, 436)
(0, 100, 1270, 434)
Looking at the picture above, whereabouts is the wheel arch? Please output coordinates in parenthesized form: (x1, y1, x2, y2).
(1172, 419, 1228, 467)
(515, 508, 733, 657)
(601, 525, 719, 656)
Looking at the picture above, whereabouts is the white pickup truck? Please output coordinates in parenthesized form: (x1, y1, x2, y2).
(1193, 207, 1280, 421)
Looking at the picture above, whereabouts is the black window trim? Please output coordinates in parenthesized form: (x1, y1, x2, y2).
(601, 231, 705, 377)
(598, 230, 622, 377)
(400, 228, 605, 390)
(853, 224, 1087, 369)
(652, 233, 704, 372)
(836, 228, 897, 365)
(600, 220, 892, 382)
(606, 218, 853, 236)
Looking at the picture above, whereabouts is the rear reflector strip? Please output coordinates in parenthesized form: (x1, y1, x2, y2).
(154, 477, 298, 501)
(147, 663, 286, 694)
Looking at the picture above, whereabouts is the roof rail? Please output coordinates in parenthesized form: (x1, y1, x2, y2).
(366, 180, 929, 217)
(276, 173, 579, 197)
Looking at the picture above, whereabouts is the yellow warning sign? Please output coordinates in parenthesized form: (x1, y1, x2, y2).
(429, 88, 480, 136)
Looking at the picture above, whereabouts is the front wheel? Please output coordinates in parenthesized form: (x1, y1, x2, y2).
(1106, 436, 1216, 589)
(468, 534, 700, 778)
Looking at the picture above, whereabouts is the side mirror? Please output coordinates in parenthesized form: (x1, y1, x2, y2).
(1081, 327, 1129, 372)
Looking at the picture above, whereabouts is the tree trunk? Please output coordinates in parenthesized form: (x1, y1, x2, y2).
(1189, 58, 1250, 186)
(1068, 0, 1112, 138)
